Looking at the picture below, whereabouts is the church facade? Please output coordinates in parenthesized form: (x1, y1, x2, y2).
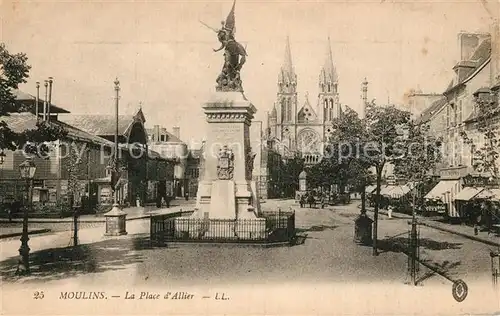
(266, 36, 342, 165)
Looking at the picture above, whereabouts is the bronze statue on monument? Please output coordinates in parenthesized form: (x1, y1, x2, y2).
(200, 0, 247, 92)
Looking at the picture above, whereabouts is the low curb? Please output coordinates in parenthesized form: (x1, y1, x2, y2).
(365, 207, 500, 247)
(420, 222, 500, 247)
(0, 228, 52, 239)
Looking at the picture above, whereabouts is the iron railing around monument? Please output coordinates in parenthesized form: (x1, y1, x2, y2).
(150, 210, 296, 246)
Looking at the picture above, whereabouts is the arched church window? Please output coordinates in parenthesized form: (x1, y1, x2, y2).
(281, 99, 286, 122)
(330, 99, 334, 120)
(287, 98, 292, 122)
(328, 83, 331, 92)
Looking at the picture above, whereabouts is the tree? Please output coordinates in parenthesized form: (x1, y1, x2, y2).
(0, 43, 66, 156)
(280, 154, 304, 198)
(325, 106, 373, 211)
(393, 120, 442, 285)
(363, 102, 411, 255)
(393, 121, 442, 212)
(461, 90, 500, 180)
(307, 158, 339, 190)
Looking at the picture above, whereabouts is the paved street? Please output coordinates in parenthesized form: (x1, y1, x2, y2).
(1, 199, 499, 315)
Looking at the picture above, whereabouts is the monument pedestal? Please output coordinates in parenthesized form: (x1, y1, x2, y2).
(182, 91, 265, 239)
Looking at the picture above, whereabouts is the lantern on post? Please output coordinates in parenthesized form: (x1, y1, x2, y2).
(16, 158, 36, 275)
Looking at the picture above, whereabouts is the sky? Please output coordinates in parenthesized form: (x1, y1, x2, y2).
(1, 0, 496, 145)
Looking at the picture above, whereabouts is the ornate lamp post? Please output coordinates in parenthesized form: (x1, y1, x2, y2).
(16, 158, 36, 275)
(104, 78, 127, 236)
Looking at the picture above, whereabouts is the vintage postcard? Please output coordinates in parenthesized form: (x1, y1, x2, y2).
(1, 0, 500, 315)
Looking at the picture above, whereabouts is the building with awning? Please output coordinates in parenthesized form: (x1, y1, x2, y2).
(474, 188, 500, 201)
(380, 183, 416, 199)
(380, 185, 397, 197)
(365, 185, 376, 194)
(424, 180, 460, 202)
(454, 186, 483, 201)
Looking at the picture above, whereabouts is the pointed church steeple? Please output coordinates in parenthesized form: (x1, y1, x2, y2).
(278, 35, 297, 94)
(318, 36, 340, 124)
(276, 35, 298, 150)
(319, 36, 338, 85)
(283, 35, 294, 75)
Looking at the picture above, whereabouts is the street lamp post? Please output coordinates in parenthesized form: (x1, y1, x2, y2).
(16, 158, 36, 275)
(104, 78, 127, 236)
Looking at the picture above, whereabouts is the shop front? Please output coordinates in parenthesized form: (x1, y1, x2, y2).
(424, 167, 468, 219)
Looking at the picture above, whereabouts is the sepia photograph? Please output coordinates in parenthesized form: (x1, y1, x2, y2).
(1, 0, 500, 314)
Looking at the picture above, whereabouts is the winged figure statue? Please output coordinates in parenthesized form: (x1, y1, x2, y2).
(200, 0, 247, 92)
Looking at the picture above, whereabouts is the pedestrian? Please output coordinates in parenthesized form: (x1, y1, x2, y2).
(474, 212, 481, 236)
(184, 191, 189, 201)
(387, 205, 393, 219)
(7, 207, 12, 222)
(299, 194, 305, 208)
(156, 194, 162, 208)
(165, 196, 171, 208)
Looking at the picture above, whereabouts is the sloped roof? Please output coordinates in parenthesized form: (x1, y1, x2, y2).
(0, 112, 113, 146)
(145, 127, 183, 143)
(445, 38, 491, 94)
(415, 97, 447, 124)
(13, 89, 71, 114)
(59, 114, 135, 136)
(297, 94, 318, 123)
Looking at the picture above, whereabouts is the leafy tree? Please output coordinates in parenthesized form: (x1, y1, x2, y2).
(307, 158, 339, 190)
(325, 106, 373, 210)
(0, 43, 66, 156)
(393, 121, 442, 215)
(362, 102, 411, 255)
(460, 90, 500, 179)
(280, 154, 304, 197)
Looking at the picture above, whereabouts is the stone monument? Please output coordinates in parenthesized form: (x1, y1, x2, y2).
(177, 0, 265, 239)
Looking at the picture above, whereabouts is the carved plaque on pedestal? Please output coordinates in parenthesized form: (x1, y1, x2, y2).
(217, 145, 234, 180)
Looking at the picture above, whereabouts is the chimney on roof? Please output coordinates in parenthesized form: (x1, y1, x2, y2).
(458, 32, 489, 61)
(173, 126, 180, 140)
(491, 20, 500, 87)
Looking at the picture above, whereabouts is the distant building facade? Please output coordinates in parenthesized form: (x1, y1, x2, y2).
(267, 36, 342, 165)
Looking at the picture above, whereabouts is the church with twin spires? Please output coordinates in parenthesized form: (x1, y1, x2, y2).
(266, 36, 342, 165)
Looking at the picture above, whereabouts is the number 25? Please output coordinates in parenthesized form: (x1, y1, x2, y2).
(33, 291, 44, 299)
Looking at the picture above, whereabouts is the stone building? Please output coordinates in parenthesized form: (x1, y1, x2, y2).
(1, 90, 174, 209)
(145, 125, 190, 198)
(59, 108, 175, 206)
(267, 36, 342, 165)
(421, 32, 493, 219)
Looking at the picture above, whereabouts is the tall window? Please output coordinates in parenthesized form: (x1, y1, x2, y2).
(446, 105, 450, 127)
(458, 100, 463, 124)
(329, 99, 334, 120)
(287, 98, 292, 121)
(453, 103, 457, 126)
(281, 99, 286, 122)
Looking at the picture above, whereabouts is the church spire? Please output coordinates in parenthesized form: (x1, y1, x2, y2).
(320, 36, 338, 84)
(278, 35, 297, 94)
(283, 35, 294, 75)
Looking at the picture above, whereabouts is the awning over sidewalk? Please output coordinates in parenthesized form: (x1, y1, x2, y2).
(380, 183, 416, 199)
(454, 187, 483, 201)
(474, 188, 500, 201)
(424, 180, 459, 201)
(365, 185, 376, 194)
(380, 185, 397, 197)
